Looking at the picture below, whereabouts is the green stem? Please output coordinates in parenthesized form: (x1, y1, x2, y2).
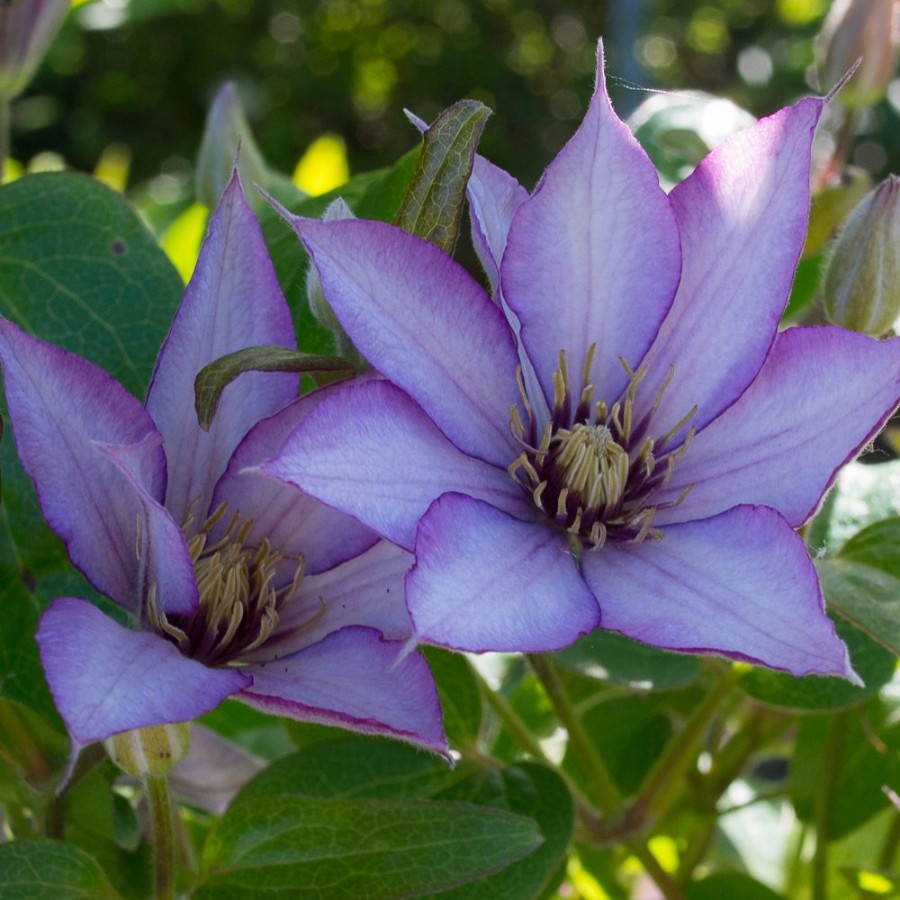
(477, 669, 549, 763)
(812, 711, 846, 900)
(527, 653, 621, 815)
(146, 775, 175, 900)
(631, 842, 686, 900)
(618, 664, 743, 836)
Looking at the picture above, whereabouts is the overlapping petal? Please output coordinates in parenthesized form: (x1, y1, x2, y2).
(638, 97, 824, 436)
(214, 383, 378, 575)
(241, 626, 447, 755)
(581, 506, 856, 679)
(37, 598, 250, 745)
(501, 42, 681, 409)
(655, 327, 900, 527)
(147, 173, 299, 525)
(284, 215, 520, 467)
(0, 320, 167, 618)
(408, 493, 601, 652)
(262, 379, 527, 551)
(248, 540, 414, 659)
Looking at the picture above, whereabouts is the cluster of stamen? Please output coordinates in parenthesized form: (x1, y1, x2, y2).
(509, 344, 696, 550)
(146, 503, 307, 666)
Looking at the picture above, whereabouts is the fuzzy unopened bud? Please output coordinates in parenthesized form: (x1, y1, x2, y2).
(104, 723, 191, 779)
(823, 176, 900, 336)
(0, 0, 69, 99)
(818, 0, 900, 107)
(195, 83, 267, 209)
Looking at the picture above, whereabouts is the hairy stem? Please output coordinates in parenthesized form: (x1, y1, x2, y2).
(146, 775, 176, 900)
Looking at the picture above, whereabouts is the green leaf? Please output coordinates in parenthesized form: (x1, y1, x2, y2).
(395, 100, 491, 253)
(0, 172, 182, 396)
(555, 629, 700, 690)
(685, 872, 784, 900)
(231, 735, 458, 804)
(0, 172, 182, 595)
(423, 647, 483, 749)
(740, 614, 895, 710)
(0, 840, 119, 899)
(429, 763, 573, 900)
(197, 796, 542, 899)
(194, 345, 353, 430)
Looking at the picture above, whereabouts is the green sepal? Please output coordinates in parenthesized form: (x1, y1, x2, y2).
(194, 345, 353, 430)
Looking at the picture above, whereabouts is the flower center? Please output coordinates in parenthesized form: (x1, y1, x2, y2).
(509, 344, 695, 550)
(147, 503, 306, 666)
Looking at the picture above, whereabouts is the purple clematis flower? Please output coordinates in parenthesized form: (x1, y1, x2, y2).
(264, 43, 900, 680)
(0, 175, 446, 754)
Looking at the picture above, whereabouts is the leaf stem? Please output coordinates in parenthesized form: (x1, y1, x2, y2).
(0, 96, 9, 184)
(812, 710, 847, 900)
(477, 669, 549, 763)
(526, 653, 621, 815)
(617, 664, 743, 836)
(146, 775, 176, 900)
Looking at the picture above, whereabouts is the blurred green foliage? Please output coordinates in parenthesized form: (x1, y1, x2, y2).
(17, 0, 900, 195)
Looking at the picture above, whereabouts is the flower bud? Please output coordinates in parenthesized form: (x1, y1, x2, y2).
(823, 176, 900, 336)
(818, 0, 900, 107)
(104, 723, 191, 779)
(0, 0, 69, 99)
(195, 82, 267, 209)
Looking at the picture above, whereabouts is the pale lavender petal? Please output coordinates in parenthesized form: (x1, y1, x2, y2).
(97, 441, 198, 617)
(468, 155, 528, 296)
(240, 626, 447, 755)
(655, 327, 900, 527)
(262, 379, 527, 551)
(284, 214, 519, 467)
(147, 173, 298, 525)
(582, 506, 856, 679)
(638, 96, 824, 437)
(501, 41, 681, 409)
(408, 493, 600, 652)
(0, 320, 166, 617)
(250, 541, 414, 662)
(37, 598, 250, 745)
(213, 382, 379, 575)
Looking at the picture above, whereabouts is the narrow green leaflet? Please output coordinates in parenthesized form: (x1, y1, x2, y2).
(684, 873, 784, 900)
(196, 796, 542, 899)
(740, 613, 895, 710)
(556, 629, 700, 690)
(0, 840, 119, 900)
(194, 345, 353, 430)
(395, 100, 491, 253)
(423, 647, 483, 750)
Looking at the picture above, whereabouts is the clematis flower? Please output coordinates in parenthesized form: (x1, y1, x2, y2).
(0, 174, 446, 754)
(264, 43, 900, 679)
(0, 0, 69, 99)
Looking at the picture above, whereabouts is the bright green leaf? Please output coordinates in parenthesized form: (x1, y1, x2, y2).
(430, 763, 574, 900)
(197, 796, 542, 898)
(194, 345, 353, 431)
(0, 840, 119, 899)
(396, 100, 491, 253)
